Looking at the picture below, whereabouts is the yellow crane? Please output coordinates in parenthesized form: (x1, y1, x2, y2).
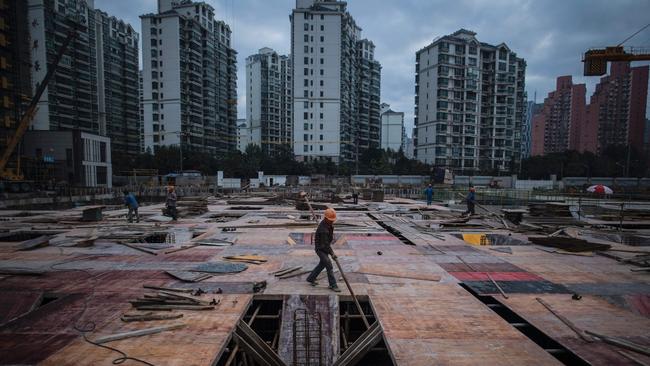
(0, 29, 78, 192)
(583, 23, 650, 76)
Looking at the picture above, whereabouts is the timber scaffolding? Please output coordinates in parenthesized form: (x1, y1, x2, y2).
(0, 190, 649, 366)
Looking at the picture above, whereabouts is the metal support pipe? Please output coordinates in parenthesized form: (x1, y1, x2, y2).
(333, 254, 370, 329)
(224, 304, 263, 366)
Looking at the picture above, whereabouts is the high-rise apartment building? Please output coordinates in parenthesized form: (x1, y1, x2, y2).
(290, 0, 381, 163)
(141, 0, 237, 155)
(521, 101, 541, 158)
(95, 10, 140, 157)
(530, 76, 586, 156)
(28, 0, 140, 156)
(587, 61, 648, 154)
(245, 47, 292, 155)
(0, 0, 31, 166)
(414, 29, 526, 173)
(380, 104, 405, 151)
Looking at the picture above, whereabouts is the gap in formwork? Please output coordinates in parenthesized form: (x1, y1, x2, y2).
(215, 298, 284, 366)
(229, 206, 263, 210)
(459, 284, 590, 366)
(37, 293, 60, 308)
(0, 231, 46, 242)
(142, 232, 168, 243)
(339, 299, 395, 366)
(366, 213, 416, 246)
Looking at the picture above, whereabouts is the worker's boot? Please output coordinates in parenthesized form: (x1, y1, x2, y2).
(307, 279, 318, 286)
(329, 285, 342, 292)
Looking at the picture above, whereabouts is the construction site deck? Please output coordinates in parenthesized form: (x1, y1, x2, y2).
(0, 192, 649, 366)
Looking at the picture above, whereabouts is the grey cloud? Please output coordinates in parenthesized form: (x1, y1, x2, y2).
(97, 0, 650, 136)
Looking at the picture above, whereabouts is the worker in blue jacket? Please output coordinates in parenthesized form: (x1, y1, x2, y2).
(123, 190, 139, 223)
(424, 184, 433, 205)
(463, 186, 476, 216)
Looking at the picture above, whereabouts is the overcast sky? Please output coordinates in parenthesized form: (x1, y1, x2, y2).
(98, 0, 650, 136)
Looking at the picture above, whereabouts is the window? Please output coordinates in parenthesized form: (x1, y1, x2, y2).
(319, 113, 323, 119)
(150, 39, 157, 47)
(304, 145, 308, 152)
(304, 134, 308, 141)
(97, 166, 107, 185)
(304, 23, 309, 31)
(152, 71, 158, 79)
(320, 145, 323, 151)
(320, 25, 324, 31)
(320, 15, 324, 20)
(304, 112, 308, 119)
(304, 34, 308, 42)
(304, 122, 309, 130)
(304, 45, 309, 53)
(320, 91, 324, 97)
(320, 69, 324, 76)
(304, 79, 309, 86)
(151, 60, 158, 68)
(319, 80, 324, 86)
(303, 101, 309, 108)
(320, 124, 323, 129)
(320, 58, 324, 64)
(153, 114, 159, 121)
(99, 142, 107, 162)
(152, 81, 158, 89)
(319, 134, 323, 141)
(320, 47, 324, 53)
(304, 57, 309, 65)
(304, 68, 309, 75)
(150, 27, 157, 35)
(320, 36, 324, 42)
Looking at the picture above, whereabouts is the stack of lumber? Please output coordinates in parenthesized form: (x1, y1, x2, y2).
(528, 202, 572, 217)
(177, 196, 209, 217)
(129, 289, 219, 311)
(223, 255, 267, 265)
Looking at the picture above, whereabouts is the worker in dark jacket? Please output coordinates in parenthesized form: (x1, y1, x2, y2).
(166, 186, 178, 221)
(463, 186, 476, 216)
(123, 190, 139, 223)
(306, 208, 341, 292)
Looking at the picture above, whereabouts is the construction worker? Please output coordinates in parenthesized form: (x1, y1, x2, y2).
(306, 208, 341, 292)
(123, 190, 139, 223)
(424, 184, 433, 205)
(463, 186, 476, 216)
(352, 190, 359, 205)
(166, 186, 178, 221)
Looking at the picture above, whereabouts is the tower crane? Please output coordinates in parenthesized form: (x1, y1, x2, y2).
(583, 23, 650, 76)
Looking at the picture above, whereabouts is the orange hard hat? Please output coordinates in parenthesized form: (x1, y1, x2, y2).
(324, 208, 337, 221)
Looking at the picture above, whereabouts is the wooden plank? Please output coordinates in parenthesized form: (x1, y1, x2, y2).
(277, 270, 311, 279)
(93, 323, 185, 344)
(357, 270, 441, 282)
(535, 297, 592, 342)
(16, 235, 50, 251)
(585, 330, 650, 357)
(121, 313, 184, 322)
(134, 305, 215, 311)
(487, 273, 509, 299)
(142, 285, 193, 293)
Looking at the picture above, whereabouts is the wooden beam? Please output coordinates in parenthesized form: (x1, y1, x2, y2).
(93, 323, 185, 344)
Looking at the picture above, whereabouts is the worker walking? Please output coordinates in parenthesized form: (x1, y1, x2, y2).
(306, 208, 341, 292)
(166, 186, 178, 221)
(463, 186, 476, 216)
(352, 190, 359, 205)
(424, 184, 433, 205)
(123, 190, 139, 223)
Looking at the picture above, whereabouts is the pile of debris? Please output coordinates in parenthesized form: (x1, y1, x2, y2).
(177, 196, 209, 217)
(129, 286, 219, 311)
